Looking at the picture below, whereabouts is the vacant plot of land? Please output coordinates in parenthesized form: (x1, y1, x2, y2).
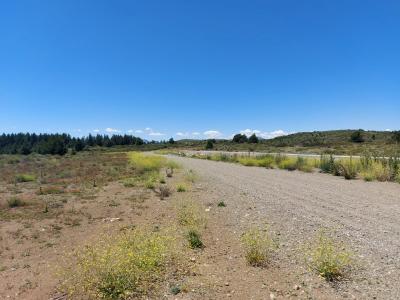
(170, 155, 400, 299)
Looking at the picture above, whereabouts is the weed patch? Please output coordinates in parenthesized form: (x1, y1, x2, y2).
(241, 227, 275, 267)
(60, 227, 179, 299)
(304, 230, 353, 281)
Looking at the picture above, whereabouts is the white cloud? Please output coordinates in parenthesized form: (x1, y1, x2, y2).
(238, 129, 290, 139)
(192, 132, 200, 136)
(240, 129, 261, 137)
(127, 129, 134, 133)
(134, 127, 165, 137)
(93, 129, 100, 133)
(203, 130, 222, 139)
(105, 128, 120, 133)
(385, 129, 392, 132)
(176, 132, 187, 137)
(148, 131, 164, 136)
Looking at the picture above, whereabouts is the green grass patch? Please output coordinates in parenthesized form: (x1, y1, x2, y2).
(187, 229, 204, 249)
(15, 174, 36, 182)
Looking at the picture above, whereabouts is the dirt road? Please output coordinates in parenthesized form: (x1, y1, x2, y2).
(171, 155, 400, 299)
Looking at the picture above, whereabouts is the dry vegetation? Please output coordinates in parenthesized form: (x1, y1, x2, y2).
(178, 151, 400, 184)
(0, 150, 365, 299)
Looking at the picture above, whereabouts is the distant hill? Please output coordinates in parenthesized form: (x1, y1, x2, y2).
(262, 130, 395, 147)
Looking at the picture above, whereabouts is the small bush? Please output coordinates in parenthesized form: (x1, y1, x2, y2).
(7, 197, 25, 208)
(319, 155, 335, 173)
(145, 180, 155, 190)
(360, 161, 391, 182)
(15, 174, 36, 183)
(338, 159, 359, 180)
(159, 177, 166, 184)
(187, 229, 204, 249)
(241, 227, 275, 267)
(217, 201, 226, 207)
(304, 230, 353, 281)
(158, 185, 172, 200)
(277, 157, 297, 171)
(295, 157, 313, 172)
(176, 184, 187, 192)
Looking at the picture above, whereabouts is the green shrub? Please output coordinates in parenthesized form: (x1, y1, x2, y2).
(176, 184, 187, 192)
(145, 180, 155, 190)
(338, 158, 359, 180)
(217, 201, 226, 207)
(187, 229, 204, 249)
(295, 157, 313, 172)
(360, 161, 391, 182)
(241, 227, 275, 267)
(7, 197, 25, 208)
(15, 174, 36, 183)
(304, 230, 353, 281)
(277, 157, 297, 171)
(320, 155, 335, 173)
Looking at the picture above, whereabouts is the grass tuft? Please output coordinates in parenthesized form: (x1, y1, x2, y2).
(304, 230, 353, 281)
(15, 174, 36, 182)
(7, 196, 25, 208)
(187, 229, 204, 249)
(176, 184, 187, 192)
(241, 227, 275, 267)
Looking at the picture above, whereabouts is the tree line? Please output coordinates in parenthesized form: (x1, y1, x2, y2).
(0, 133, 146, 155)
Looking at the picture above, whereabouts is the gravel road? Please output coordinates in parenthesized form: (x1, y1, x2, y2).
(171, 156, 400, 299)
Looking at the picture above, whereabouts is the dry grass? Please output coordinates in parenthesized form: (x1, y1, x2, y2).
(304, 230, 354, 281)
(241, 227, 276, 267)
(60, 227, 180, 299)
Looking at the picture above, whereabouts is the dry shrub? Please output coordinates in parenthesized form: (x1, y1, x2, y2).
(60, 227, 180, 299)
(241, 227, 276, 267)
(304, 230, 353, 281)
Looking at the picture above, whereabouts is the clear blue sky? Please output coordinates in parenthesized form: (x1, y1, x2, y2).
(1, 0, 399, 140)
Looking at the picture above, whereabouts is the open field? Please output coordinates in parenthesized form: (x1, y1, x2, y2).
(1, 151, 400, 299)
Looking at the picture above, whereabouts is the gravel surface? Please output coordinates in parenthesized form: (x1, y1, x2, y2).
(171, 156, 400, 299)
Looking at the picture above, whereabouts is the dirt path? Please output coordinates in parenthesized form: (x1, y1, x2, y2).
(170, 156, 400, 299)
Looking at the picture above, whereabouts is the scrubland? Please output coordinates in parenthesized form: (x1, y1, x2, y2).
(1, 150, 400, 299)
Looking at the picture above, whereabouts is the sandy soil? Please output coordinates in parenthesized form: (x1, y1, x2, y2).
(170, 155, 400, 300)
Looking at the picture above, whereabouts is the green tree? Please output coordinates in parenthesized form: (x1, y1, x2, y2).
(232, 133, 248, 143)
(205, 139, 214, 149)
(350, 130, 365, 143)
(248, 134, 259, 143)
